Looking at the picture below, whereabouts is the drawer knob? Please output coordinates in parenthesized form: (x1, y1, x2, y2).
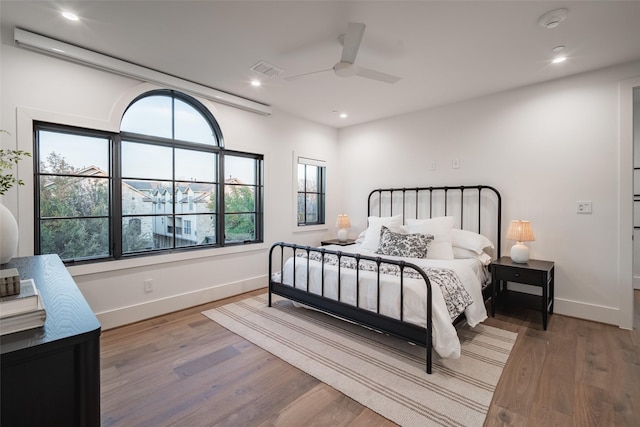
(515, 273, 520, 277)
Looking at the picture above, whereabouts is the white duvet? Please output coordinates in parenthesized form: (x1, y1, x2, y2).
(279, 243, 488, 359)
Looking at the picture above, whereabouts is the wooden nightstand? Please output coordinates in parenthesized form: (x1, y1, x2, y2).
(320, 239, 356, 246)
(491, 256, 555, 330)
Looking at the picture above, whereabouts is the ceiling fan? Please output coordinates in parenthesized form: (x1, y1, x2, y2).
(285, 22, 401, 84)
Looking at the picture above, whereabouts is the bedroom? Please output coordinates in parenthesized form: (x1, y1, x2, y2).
(1, 1, 640, 425)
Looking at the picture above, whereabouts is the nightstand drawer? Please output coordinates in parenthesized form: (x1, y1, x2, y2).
(496, 265, 544, 285)
(320, 239, 356, 246)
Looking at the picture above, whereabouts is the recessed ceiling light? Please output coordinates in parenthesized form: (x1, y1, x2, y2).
(339, 113, 348, 119)
(552, 56, 567, 64)
(552, 46, 565, 53)
(250, 80, 261, 87)
(61, 11, 79, 21)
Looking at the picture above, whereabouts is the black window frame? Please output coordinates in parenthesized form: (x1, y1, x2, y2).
(297, 160, 326, 226)
(33, 90, 264, 264)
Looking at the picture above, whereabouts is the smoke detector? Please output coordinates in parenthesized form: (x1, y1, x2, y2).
(538, 8, 568, 29)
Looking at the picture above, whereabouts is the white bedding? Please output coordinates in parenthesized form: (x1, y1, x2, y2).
(279, 243, 489, 359)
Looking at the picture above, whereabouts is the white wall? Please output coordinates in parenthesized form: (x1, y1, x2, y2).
(339, 60, 640, 327)
(0, 43, 340, 329)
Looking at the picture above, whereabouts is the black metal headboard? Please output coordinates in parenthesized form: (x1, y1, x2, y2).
(367, 185, 502, 258)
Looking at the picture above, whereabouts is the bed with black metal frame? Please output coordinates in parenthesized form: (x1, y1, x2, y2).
(268, 185, 501, 374)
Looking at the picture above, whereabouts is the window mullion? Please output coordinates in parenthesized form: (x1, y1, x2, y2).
(304, 164, 308, 224)
(113, 135, 122, 258)
(217, 152, 225, 246)
(172, 147, 176, 249)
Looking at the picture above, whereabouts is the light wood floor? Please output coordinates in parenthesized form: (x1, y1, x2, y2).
(100, 290, 640, 426)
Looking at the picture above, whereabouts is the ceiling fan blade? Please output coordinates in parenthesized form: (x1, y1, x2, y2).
(284, 67, 333, 81)
(356, 66, 401, 84)
(340, 22, 366, 64)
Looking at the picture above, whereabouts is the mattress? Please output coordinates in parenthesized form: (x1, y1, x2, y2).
(279, 243, 489, 359)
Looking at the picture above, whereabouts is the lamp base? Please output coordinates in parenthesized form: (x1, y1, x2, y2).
(510, 242, 530, 263)
(337, 228, 348, 243)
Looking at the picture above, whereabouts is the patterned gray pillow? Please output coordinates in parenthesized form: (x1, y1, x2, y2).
(376, 226, 434, 258)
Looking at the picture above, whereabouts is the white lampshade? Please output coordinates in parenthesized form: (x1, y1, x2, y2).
(506, 220, 535, 263)
(336, 214, 351, 242)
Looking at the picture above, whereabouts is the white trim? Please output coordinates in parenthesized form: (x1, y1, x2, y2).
(292, 150, 329, 233)
(554, 297, 620, 327)
(293, 224, 329, 234)
(634, 275, 640, 290)
(297, 156, 326, 167)
(13, 28, 271, 116)
(92, 275, 266, 330)
(619, 76, 640, 330)
(68, 244, 269, 277)
(504, 286, 621, 326)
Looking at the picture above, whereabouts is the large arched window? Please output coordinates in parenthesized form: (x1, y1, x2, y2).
(121, 91, 221, 145)
(34, 90, 263, 263)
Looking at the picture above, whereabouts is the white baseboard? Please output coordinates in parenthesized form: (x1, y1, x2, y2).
(97, 277, 628, 331)
(553, 297, 619, 327)
(96, 275, 266, 330)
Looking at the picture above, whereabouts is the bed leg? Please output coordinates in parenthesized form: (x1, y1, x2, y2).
(426, 312, 433, 374)
(268, 290, 272, 307)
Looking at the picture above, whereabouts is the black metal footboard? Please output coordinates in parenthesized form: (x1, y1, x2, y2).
(268, 242, 434, 374)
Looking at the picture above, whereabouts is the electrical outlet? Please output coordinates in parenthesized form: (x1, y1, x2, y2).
(429, 161, 437, 171)
(144, 279, 153, 292)
(577, 201, 592, 214)
(452, 158, 460, 169)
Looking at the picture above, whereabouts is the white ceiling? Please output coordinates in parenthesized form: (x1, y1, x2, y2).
(2, 1, 640, 128)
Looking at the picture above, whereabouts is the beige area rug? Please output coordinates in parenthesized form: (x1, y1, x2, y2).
(202, 294, 517, 427)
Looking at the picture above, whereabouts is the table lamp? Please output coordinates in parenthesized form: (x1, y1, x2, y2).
(506, 220, 535, 263)
(336, 214, 351, 242)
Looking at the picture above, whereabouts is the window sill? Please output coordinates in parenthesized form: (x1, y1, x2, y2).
(292, 224, 328, 234)
(67, 242, 269, 277)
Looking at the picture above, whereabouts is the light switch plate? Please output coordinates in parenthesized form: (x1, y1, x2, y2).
(577, 201, 592, 214)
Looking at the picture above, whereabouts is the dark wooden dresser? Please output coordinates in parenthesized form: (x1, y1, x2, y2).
(1, 254, 101, 427)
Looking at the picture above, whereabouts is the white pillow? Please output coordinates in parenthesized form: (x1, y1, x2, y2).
(452, 246, 492, 266)
(451, 228, 495, 255)
(405, 216, 454, 260)
(361, 215, 403, 251)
